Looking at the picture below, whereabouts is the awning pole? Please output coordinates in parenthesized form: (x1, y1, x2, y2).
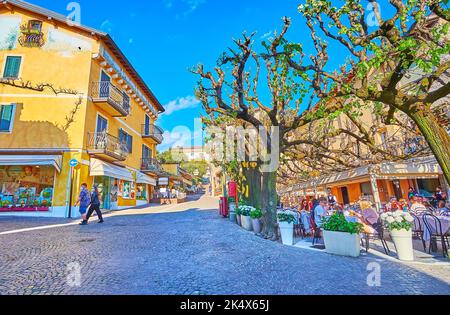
(369, 169, 382, 212)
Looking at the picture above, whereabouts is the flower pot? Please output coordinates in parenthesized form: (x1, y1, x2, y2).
(236, 214, 242, 226)
(229, 202, 237, 223)
(241, 215, 253, 231)
(390, 229, 414, 261)
(323, 230, 361, 258)
(252, 218, 262, 234)
(279, 221, 294, 245)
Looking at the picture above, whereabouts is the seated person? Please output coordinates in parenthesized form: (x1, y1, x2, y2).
(355, 201, 380, 234)
(314, 197, 328, 228)
(437, 200, 449, 216)
(410, 197, 427, 214)
(386, 197, 400, 212)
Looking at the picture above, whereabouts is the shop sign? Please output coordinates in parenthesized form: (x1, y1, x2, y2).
(159, 178, 169, 186)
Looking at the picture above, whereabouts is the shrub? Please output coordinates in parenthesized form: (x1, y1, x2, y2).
(250, 208, 263, 219)
(277, 212, 296, 224)
(322, 213, 364, 235)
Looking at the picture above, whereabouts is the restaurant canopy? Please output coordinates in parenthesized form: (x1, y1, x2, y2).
(136, 171, 157, 186)
(90, 158, 134, 182)
(0, 155, 63, 172)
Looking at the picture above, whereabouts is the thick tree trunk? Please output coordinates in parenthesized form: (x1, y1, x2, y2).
(242, 167, 262, 209)
(260, 171, 278, 240)
(408, 106, 450, 185)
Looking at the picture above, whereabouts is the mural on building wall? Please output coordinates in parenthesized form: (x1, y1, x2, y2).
(0, 16, 21, 50)
(44, 27, 92, 57)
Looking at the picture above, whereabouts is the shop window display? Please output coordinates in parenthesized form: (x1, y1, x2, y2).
(136, 184, 147, 201)
(0, 165, 54, 211)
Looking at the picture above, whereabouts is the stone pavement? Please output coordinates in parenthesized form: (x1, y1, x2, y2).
(0, 195, 449, 295)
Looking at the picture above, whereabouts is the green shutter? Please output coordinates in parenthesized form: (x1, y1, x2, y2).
(3, 56, 21, 78)
(0, 105, 14, 131)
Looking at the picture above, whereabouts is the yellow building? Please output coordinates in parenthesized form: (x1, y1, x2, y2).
(0, 0, 165, 217)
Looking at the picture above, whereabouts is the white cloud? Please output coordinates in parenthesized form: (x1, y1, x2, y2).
(163, 95, 201, 116)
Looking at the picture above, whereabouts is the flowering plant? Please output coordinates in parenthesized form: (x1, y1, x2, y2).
(380, 211, 414, 232)
(277, 210, 296, 224)
(238, 205, 255, 217)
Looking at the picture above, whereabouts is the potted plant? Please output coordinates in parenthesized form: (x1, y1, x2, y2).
(250, 208, 263, 234)
(322, 213, 364, 258)
(228, 197, 237, 224)
(240, 205, 253, 231)
(235, 206, 242, 226)
(277, 211, 296, 245)
(380, 211, 415, 261)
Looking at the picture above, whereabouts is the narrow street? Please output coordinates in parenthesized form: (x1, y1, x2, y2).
(0, 195, 449, 295)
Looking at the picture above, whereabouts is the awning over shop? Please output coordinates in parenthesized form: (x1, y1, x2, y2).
(158, 177, 169, 186)
(182, 178, 193, 187)
(90, 158, 134, 182)
(136, 171, 157, 186)
(0, 155, 63, 172)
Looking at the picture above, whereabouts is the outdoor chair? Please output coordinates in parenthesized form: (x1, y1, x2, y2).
(362, 217, 390, 255)
(423, 214, 449, 258)
(310, 217, 321, 246)
(294, 211, 306, 239)
(411, 213, 426, 251)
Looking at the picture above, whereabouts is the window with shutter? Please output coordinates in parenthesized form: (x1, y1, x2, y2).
(119, 129, 133, 153)
(3, 56, 22, 79)
(0, 104, 15, 132)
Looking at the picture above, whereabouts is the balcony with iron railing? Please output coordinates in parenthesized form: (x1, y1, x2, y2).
(141, 158, 164, 174)
(90, 81, 130, 117)
(141, 124, 164, 144)
(87, 132, 129, 162)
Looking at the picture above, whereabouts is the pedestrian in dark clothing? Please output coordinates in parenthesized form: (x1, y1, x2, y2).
(86, 185, 104, 224)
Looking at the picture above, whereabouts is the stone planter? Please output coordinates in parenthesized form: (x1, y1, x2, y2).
(241, 215, 253, 231)
(323, 230, 361, 258)
(390, 229, 414, 261)
(252, 218, 262, 234)
(229, 202, 237, 224)
(236, 214, 242, 226)
(279, 221, 294, 245)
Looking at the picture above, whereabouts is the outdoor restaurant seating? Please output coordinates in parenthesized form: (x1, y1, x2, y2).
(411, 212, 427, 251)
(362, 217, 390, 255)
(422, 213, 450, 257)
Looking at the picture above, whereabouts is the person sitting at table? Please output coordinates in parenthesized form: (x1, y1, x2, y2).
(358, 201, 380, 230)
(410, 197, 427, 214)
(299, 199, 310, 212)
(385, 197, 400, 212)
(437, 200, 449, 216)
(314, 197, 328, 228)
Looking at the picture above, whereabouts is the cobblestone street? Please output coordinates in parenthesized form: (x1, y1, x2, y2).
(0, 195, 449, 295)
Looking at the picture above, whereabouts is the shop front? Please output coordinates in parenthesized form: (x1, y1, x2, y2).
(0, 155, 62, 214)
(136, 171, 157, 206)
(89, 158, 135, 210)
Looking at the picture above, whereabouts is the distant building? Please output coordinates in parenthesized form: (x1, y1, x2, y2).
(173, 146, 210, 162)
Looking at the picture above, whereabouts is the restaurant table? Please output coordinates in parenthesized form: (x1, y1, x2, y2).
(422, 215, 450, 242)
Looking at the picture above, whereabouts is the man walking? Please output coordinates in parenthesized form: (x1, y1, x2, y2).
(74, 183, 90, 225)
(85, 185, 104, 224)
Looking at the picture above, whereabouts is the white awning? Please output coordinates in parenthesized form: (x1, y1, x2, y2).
(90, 159, 134, 182)
(158, 177, 169, 186)
(136, 171, 156, 186)
(0, 155, 63, 172)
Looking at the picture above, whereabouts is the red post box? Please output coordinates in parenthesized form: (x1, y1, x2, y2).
(219, 197, 228, 218)
(228, 181, 237, 198)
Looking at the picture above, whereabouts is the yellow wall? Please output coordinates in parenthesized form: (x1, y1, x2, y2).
(0, 8, 162, 213)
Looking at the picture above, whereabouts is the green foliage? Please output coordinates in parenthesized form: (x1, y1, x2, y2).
(157, 150, 188, 164)
(250, 208, 263, 219)
(322, 213, 364, 235)
(277, 212, 296, 224)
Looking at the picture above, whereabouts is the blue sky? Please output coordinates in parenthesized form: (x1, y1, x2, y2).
(29, 0, 352, 151)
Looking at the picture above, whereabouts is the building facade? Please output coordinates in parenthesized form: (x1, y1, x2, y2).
(0, 0, 165, 217)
